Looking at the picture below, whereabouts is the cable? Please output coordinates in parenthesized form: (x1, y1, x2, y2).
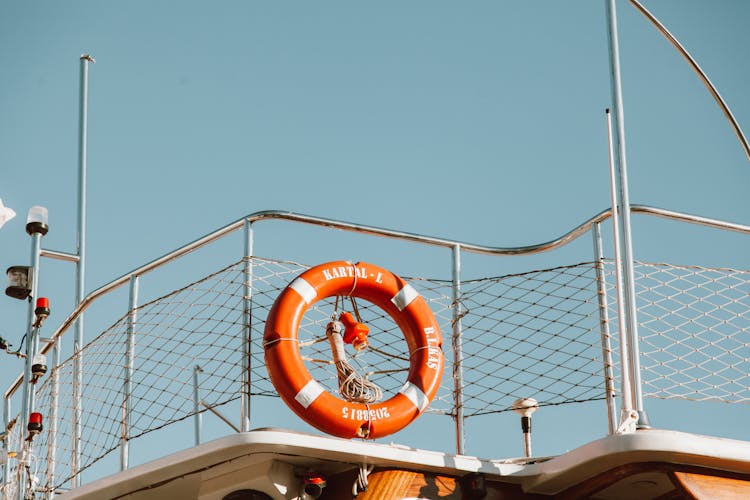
(352, 464, 374, 496)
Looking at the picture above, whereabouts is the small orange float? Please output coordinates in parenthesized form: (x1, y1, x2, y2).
(264, 260, 444, 439)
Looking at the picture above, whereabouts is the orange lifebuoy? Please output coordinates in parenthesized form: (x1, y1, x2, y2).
(264, 261, 444, 439)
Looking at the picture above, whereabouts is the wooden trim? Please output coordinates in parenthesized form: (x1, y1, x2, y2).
(557, 461, 750, 500)
(672, 471, 750, 500)
(321, 463, 750, 499)
(322, 467, 549, 499)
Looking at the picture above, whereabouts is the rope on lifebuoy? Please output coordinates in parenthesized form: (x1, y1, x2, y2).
(325, 320, 382, 403)
(346, 261, 358, 297)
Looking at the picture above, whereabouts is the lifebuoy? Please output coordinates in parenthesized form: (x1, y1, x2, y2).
(264, 261, 444, 439)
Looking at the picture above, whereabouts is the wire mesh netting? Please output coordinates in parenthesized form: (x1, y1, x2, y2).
(8, 256, 750, 493)
(635, 261, 750, 402)
(457, 262, 613, 416)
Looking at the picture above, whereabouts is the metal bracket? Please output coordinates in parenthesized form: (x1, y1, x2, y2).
(616, 409, 639, 435)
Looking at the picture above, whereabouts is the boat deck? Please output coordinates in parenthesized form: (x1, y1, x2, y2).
(65, 428, 750, 499)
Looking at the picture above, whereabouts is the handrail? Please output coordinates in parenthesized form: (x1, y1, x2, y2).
(6, 204, 750, 399)
(631, 205, 750, 235)
(628, 0, 750, 162)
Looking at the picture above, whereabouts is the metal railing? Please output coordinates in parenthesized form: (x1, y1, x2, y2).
(2, 205, 750, 497)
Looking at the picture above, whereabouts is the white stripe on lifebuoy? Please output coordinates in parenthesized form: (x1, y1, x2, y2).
(399, 382, 429, 412)
(290, 277, 317, 305)
(391, 283, 419, 312)
(295, 379, 324, 408)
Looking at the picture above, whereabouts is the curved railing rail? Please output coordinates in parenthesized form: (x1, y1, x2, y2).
(6, 204, 750, 400)
(628, 0, 750, 162)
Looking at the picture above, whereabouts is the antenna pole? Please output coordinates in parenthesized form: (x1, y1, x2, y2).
(605, 109, 634, 423)
(604, 0, 650, 428)
(72, 53, 94, 487)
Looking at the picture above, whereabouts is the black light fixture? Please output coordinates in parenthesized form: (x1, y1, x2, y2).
(6, 266, 32, 300)
(462, 473, 487, 499)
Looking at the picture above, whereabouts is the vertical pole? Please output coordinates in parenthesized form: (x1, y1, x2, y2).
(120, 276, 139, 471)
(605, 108, 635, 424)
(522, 427, 532, 458)
(193, 366, 202, 446)
(451, 244, 465, 455)
(512, 399, 538, 458)
(604, 0, 649, 427)
(18, 232, 42, 500)
(72, 53, 94, 487)
(46, 339, 61, 497)
(241, 220, 253, 433)
(3, 397, 11, 495)
(592, 222, 618, 435)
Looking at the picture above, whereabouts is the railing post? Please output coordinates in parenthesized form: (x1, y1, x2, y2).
(3, 397, 10, 495)
(451, 244, 466, 455)
(120, 276, 139, 471)
(592, 222, 618, 435)
(193, 366, 203, 446)
(241, 219, 253, 433)
(45, 338, 61, 497)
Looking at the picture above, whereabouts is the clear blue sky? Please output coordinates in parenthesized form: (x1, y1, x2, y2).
(1, 0, 750, 472)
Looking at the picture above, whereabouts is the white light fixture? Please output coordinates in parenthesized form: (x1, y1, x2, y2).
(512, 397, 539, 418)
(26, 205, 48, 236)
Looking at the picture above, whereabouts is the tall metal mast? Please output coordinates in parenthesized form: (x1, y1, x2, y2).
(604, 0, 650, 427)
(72, 53, 94, 488)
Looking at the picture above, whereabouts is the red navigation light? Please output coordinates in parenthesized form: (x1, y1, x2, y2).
(303, 472, 327, 498)
(33, 296, 51, 328)
(28, 412, 43, 434)
(305, 473, 325, 485)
